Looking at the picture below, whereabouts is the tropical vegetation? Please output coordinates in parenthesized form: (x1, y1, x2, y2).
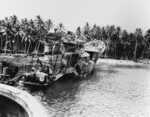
(0, 15, 150, 61)
(77, 23, 150, 61)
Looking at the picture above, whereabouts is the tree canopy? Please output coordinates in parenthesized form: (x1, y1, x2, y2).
(0, 15, 150, 61)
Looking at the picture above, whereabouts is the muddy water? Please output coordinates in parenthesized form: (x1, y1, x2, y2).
(40, 59, 150, 117)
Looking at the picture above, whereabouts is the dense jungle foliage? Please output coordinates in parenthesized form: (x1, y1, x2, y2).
(0, 15, 150, 61)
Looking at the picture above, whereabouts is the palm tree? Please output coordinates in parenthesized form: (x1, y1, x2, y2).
(76, 26, 81, 38)
(22, 26, 30, 54)
(58, 22, 65, 32)
(2, 19, 15, 54)
(10, 15, 18, 26)
(9, 15, 20, 53)
(103, 25, 115, 58)
(0, 20, 5, 50)
(114, 26, 121, 58)
(91, 24, 98, 39)
(120, 30, 130, 59)
(101, 26, 107, 39)
(21, 19, 34, 54)
(140, 29, 150, 59)
(34, 15, 43, 54)
(133, 28, 143, 61)
(14, 28, 24, 52)
(83, 22, 90, 39)
(95, 26, 102, 40)
(45, 19, 53, 32)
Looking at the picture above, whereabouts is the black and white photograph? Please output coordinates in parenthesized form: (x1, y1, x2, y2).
(0, 0, 150, 117)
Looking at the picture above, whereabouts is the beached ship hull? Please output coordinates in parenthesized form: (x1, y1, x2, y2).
(53, 40, 106, 80)
(0, 34, 105, 87)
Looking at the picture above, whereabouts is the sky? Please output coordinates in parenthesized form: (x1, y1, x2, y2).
(0, 0, 150, 33)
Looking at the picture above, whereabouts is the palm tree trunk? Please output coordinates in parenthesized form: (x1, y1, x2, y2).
(0, 35, 3, 50)
(5, 34, 8, 54)
(104, 39, 110, 58)
(24, 42, 27, 54)
(115, 42, 117, 58)
(133, 40, 138, 61)
(27, 41, 31, 54)
(36, 42, 40, 55)
(10, 38, 13, 55)
(140, 39, 148, 59)
(106, 39, 111, 58)
(16, 35, 19, 52)
(124, 49, 128, 60)
(34, 41, 38, 51)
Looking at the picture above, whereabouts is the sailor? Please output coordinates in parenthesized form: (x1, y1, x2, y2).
(23, 67, 36, 82)
(35, 67, 48, 83)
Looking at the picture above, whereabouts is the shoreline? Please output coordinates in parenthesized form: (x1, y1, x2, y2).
(97, 58, 150, 68)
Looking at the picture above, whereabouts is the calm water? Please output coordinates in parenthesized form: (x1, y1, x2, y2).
(36, 59, 150, 117)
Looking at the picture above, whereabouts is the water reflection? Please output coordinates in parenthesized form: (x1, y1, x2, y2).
(41, 60, 150, 117)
